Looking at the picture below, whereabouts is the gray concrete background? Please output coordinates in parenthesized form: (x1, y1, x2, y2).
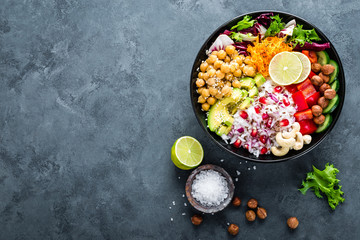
(0, 0, 359, 239)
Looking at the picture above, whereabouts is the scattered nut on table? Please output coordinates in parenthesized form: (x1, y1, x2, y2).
(247, 198, 258, 209)
(256, 207, 267, 220)
(232, 196, 241, 207)
(228, 223, 239, 235)
(191, 215, 203, 225)
(246, 210, 256, 222)
(287, 217, 299, 229)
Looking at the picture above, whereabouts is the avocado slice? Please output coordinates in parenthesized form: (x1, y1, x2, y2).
(239, 97, 254, 110)
(240, 77, 255, 91)
(216, 125, 232, 136)
(248, 86, 258, 98)
(254, 73, 266, 88)
(207, 88, 243, 132)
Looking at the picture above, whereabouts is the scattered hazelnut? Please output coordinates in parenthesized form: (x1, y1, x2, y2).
(313, 115, 326, 125)
(256, 207, 267, 220)
(232, 197, 241, 207)
(245, 210, 256, 222)
(191, 215, 203, 226)
(247, 198, 258, 209)
(324, 89, 336, 100)
(311, 63, 321, 73)
(318, 97, 329, 109)
(321, 64, 335, 75)
(319, 83, 331, 94)
(319, 72, 330, 83)
(287, 217, 299, 229)
(310, 75, 323, 86)
(228, 223, 239, 236)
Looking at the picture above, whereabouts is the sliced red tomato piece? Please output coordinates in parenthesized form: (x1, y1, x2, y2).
(295, 109, 313, 122)
(306, 91, 321, 108)
(285, 84, 298, 94)
(292, 91, 309, 111)
(297, 79, 316, 99)
(298, 119, 318, 135)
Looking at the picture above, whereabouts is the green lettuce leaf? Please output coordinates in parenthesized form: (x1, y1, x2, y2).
(230, 15, 255, 31)
(290, 24, 321, 47)
(299, 163, 345, 210)
(265, 15, 285, 37)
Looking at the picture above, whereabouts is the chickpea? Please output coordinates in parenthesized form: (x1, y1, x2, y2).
(214, 60, 223, 70)
(207, 97, 216, 105)
(202, 103, 210, 111)
(246, 210, 256, 222)
(239, 55, 246, 61)
(198, 72, 204, 79)
(225, 73, 233, 81)
(230, 62, 239, 71)
(206, 65, 214, 72)
(216, 70, 225, 79)
(231, 50, 239, 59)
(197, 87, 205, 94)
(224, 56, 231, 63)
(243, 65, 256, 77)
(209, 87, 218, 96)
(200, 62, 208, 72)
(217, 50, 226, 60)
(207, 68, 216, 77)
(206, 78, 216, 86)
(221, 63, 231, 73)
(232, 79, 241, 88)
(201, 88, 210, 98)
(225, 45, 236, 55)
(206, 54, 217, 64)
(217, 81, 224, 88)
(202, 72, 209, 81)
(233, 69, 242, 77)
(215, 92, 224, 99)
(244, 56, 252, 65)
(234, 56, 243, 65)
(221, 85, 231, 95)
(247, 198, 258, 209)
(198, 95, 206, 103)
(225, 88, 232, 97)
(225, 81, 232, 87)
(210, 50, 218, 56)
(196, 78, 205, 87)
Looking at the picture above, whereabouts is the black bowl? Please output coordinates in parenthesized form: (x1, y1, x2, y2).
(190, 11, 345, 163)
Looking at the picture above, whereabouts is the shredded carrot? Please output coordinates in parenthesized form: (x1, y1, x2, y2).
(247, 36, 293, 77)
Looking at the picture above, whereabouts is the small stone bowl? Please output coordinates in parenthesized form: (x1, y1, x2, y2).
(185, 164, 235, 213)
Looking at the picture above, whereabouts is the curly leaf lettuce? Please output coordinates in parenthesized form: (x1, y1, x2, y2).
(265, 15, 285, 37)
(299, 163, 344, 210)
(290, 24, 321, 47)
(230, 15, 255, 31)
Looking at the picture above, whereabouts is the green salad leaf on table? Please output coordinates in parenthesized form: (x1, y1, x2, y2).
(299, 163, 345, 210)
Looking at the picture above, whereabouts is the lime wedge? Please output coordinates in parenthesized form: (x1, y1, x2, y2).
(171, 136, 204, 170)
(292, 52, 311, 84)
(269, 52, 303, 86)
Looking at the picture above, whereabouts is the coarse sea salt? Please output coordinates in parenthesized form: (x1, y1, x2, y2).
(191, 170, 229, 207)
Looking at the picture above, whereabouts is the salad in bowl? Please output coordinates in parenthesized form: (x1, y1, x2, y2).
(191, 11, 344, 161)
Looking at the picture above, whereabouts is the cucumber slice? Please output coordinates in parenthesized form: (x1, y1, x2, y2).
(323, 94, 339, 114)
(328, 60, 339, 84)
(316, 51, 330, 65)
(315, 114, 333, 133)
(331, 79, 339, 92)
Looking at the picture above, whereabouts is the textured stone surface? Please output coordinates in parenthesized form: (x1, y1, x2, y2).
(0, 0, 359, 239)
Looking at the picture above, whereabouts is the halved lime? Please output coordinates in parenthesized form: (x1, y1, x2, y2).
(292, 52, 311, 84)
(171, 136, 204, 170)
(269, 52, 303, 86)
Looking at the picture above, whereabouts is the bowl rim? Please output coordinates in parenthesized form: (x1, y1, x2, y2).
(190, 10, 345, 163)
(185, 164, 235, 213)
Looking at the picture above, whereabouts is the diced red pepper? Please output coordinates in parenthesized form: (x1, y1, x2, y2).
(308, 71, 316, 80)
(302, 50, 317, 63)
(285, 84, 298, 94)
(297, 79, 316, 99)
(306, 91, 321, 107)
(298, 119, 318, 135)
(294, 109, 313, 122)
(292, 91, 309, 111)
